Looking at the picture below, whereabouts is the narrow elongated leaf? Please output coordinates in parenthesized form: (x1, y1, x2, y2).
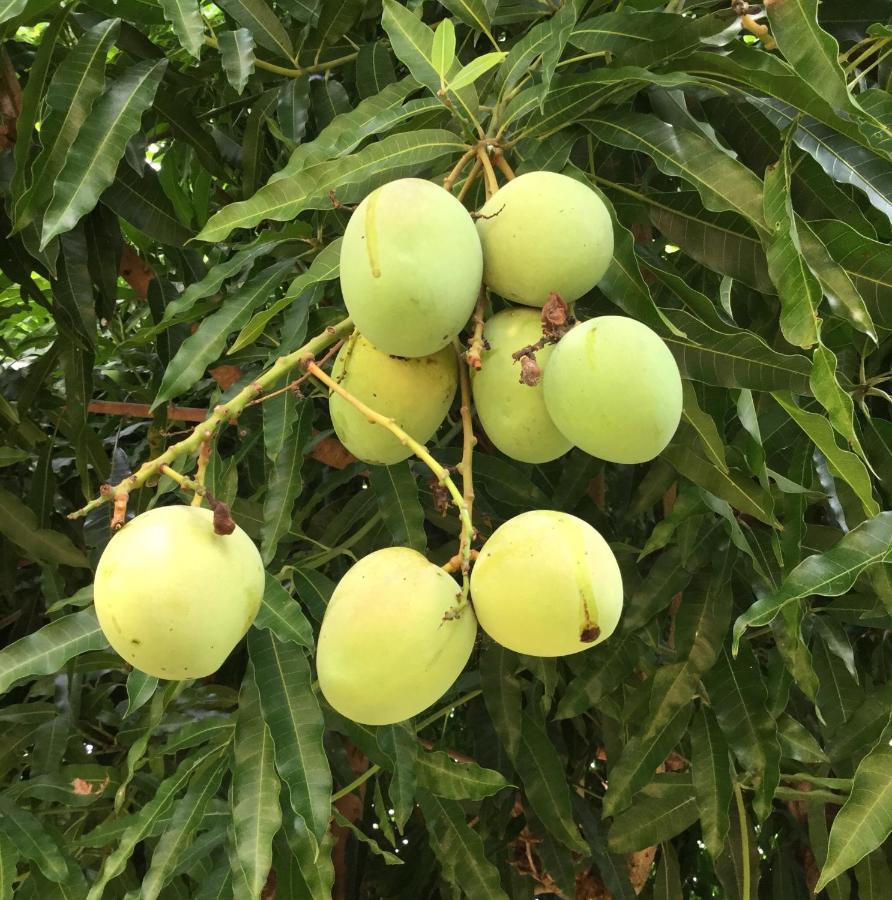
(773, 393, 879, 516)
(810, 343, 865, 457)
(414, 750, 509, 801)
(608, 776, 699, 853)
(691, 705, 732, 858)
(479, 642, 522, 759)
(704, 645, 780, 821)
(369, 464, 426, 553)
(153, 258, 294, 408)
(40, 59, 168, 248)
(448, 51, 506, 92)
(14, 18, 120, 230)
(431, 18, 455, 80)
(0, 486, 88, 569)
(231, 242, 341, 354)
(763, 140, 820, 348)
(261, 401, 312, 562)
(0, 832, 16, 899)
(855, 848, 892, 899)
(514, 710, 587, 852)
(376, 723, 417, 832)
(230, 663, 282, 900)
(417, 792, 509, 900)
(86, 746, 226, 900)
(817, 720, 892, 889)
(655, 843, 683, 900)
(142, 755, 227, 899)
(160, 0, 204, 58)
(765, 0, 851, 113)
(0, 610, 106, 695)
(248, 629, 331, 848)
(716, 789, 760, 900)
(124, 670, 158, 718)
(0, 796, 69, 883)
(217, 0, 293, 61)
(682, 381, 728, 472)
(0, 0, 27, 25)
(197, 129, 464, 242)
(218, 28, 255, 94)
(734, 512, 892, 646)
(255, 574, 314, 649)
(779, 713, 828, 763)
(584, 110, 766, 230)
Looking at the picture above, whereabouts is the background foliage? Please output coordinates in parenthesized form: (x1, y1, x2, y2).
(1, 0, 892, 897)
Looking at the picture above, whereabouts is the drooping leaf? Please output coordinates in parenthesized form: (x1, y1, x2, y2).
(159, 0, 205, 58)
(368, 463, 427, 553)
(608, 775, 699, 853)
(254, 573, 314, 649)
(691, 705, 732, 858)
(216, 0, 294, 61)
(217, 28, 255, 95)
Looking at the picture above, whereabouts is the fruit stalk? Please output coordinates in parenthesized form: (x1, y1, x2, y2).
(305, 360, 474, 597)
(69, 318, 355, 521)
(477, 145, 499, 199)
(455, 341, 477, 570)
(464, 288, 488, 371)
(457, 158, 482, 202)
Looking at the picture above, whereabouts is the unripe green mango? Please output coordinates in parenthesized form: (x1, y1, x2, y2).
(93, 505, 264, 679)
(317, 548, 477, 725)
(329, 332, 457, 465)
(544, 316, 682, 464)
(476, 171, 614, 307)
(339, 178, 483, 357)
(471, 307, 572, 464)
(470, 510, 623, 657)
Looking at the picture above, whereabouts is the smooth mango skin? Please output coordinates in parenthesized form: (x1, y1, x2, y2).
(543, 316, 682, 464)
(471, 308, 572, 464)
(475, 171, 614, 307)
(329, 332, 457, 465)
(339, 178, 483, 357)
(93, 505, 264, 679)
(317, 548, 477, 725)
(470, 510, 623, 657)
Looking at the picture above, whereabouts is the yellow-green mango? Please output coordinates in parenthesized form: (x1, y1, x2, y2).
(476, 171, 613, 307)
(471, 307, 572, 463)
(470, 510, 623, 657)
(329, 332, 457, 465)
(93, 505, 264, 679)
(339, 178, 483, 357)
(317, 548, 477, 725)
(543, 316, 682, 464)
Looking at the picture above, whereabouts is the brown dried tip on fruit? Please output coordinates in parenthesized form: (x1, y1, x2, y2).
(580, 625, 601, 643)
(519, 354, 542, 386)
(541, 292, 574, 339)
(212, 500, 236, 536)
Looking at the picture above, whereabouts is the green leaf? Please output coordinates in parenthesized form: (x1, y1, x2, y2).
(40, 59, 168, 249)
(0, 609, 107, 696)
(691, 705, 732, 858)
(817, 720, 892, 890)
(159, 0, 205, 58)
(86, 746, 227, 900)
(14, 17, 120, 231)
(439, 0, 496, 38)
(773, 393, 879, 516)
(331, 810, 403, 865)
(376, 723, 417, 832)
(608, 775, 699, 853)
(141, 755, 227, 900)
(763, 139, 821, 348)
(479, 642, 522, 759)
(261, 400, 313, 563)
(704, 645, 780, 821)
(734, 511, 892, 647)
(0, 832, 16, 900)
(765, 0, 852, 114)
(196, 128, 465, 242)
(152, 258, 294, 408)
(431, 18, 455, 80)
(231, 242, 341, 353)
(715, 789, 760, 900)
(417, 792, 509, 900)
(855, 848, 892, 899)
(255, 573, 314, 649)
(584, 110, 766, 231)
(230, 662, 282, 900)
(369, 464, 427, 553)
(101, 163, 195, 246)
(355, 42, 396, 98)
(448, 52, 506, 92)
(248, 629, 332, 849)
(682, 381, 728, 473)
(216, 0, 293, 62)
(0, 796, 70, 883)
(655, 843, 683, 900)
(414, 750, 509, 801)
(810, 342, 866, 459)
(0, 487, 88, 569)
(217, 28, 255, 95)
(0, 447, 28, 467)
(0, 0, 28, 25)
(124, 669, 158, 718)
(381, 0, 444, 93)
(514, 709, 588, 852)
(778, 713, 828, 763)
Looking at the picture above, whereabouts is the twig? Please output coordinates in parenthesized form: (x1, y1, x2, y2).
(464, 289, 488, 371)
(454, 343, 477, 572)
(493, 150, 516, 181)
(305, 360, 474, 601)
(477, 145, 499, 199)
(87, 400, 208, 422)
(69, 319, 354, 521)
(192, 433, 213, 506)
(205, 35, 358, 78)
(444, 148, 477, 191)
(246, 340, 345, 407)
(457, 158, 483, 203)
